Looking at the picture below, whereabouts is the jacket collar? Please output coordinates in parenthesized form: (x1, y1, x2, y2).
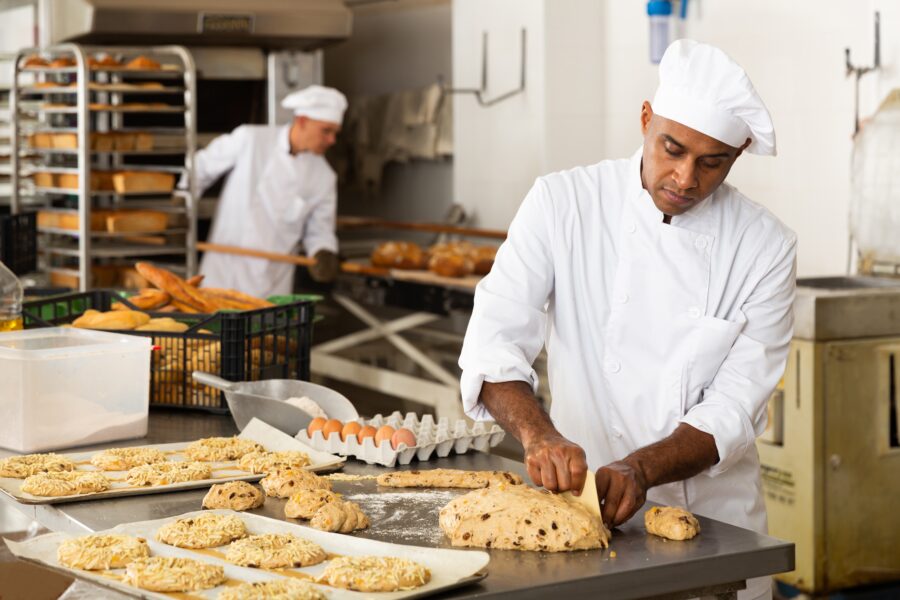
(277, 124, 293, 155)
(627, 146, 718, 234)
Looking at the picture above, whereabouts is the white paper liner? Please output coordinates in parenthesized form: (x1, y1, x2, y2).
(5, 508, 489, 600)
(0, 419, 344, 505)
(296, 412, 505, 468)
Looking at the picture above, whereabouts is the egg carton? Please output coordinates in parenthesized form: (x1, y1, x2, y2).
(295, 411, 506, 468)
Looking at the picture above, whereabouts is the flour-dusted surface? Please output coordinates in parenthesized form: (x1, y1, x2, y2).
(345, 490, 463, 547)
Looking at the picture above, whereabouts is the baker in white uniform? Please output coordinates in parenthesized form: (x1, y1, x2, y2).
(195, 85, 347, 297)
(459, 40, 794, 600)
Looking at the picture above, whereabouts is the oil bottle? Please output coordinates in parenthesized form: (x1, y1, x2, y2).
(0, 259, 23, 332)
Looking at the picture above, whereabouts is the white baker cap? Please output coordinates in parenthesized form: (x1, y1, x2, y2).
(281, 85, 347, 124)
(652, 39, 776, 156)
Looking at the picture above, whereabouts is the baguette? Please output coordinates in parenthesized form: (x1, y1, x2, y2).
(112, 289, 171, 311)
(135, 318, 189, 333)
(169, 299, 200, 313)
(72, 310, 151, 330)
(135, 262, 216, 313)
(185, 274, 204, 287)
(200, 288, 273, 310)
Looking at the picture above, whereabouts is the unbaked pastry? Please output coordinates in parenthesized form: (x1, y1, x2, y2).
(90, 447, 166, 471)
(317, 556, 430, 592)
(284, 489, 340, 519)
(57, 534, 149, 570)
(238, 450, 310, 474)
(644, 506, 700, 541)
(127, 461, 211, 486)
(260, 468, 331, 498)
(439, 485, 610, 551)
(225, 533, 327, 569)
(182, 437, 263, 462)
(201, 481, 264, 511)
(156, 513, 247, 548)
(218, 579, 326, 600)
(124, 557, 225, 592)
(377, 468, 523, 489)
(309, 500, 370, 534)
(21, 471, 110, 497)
(0, 453, 75, 478)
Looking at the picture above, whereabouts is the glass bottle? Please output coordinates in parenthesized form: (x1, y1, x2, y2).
(0, 259, 24, 332)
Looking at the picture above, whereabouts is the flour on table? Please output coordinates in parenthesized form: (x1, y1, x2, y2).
(345, 490, 460, 546)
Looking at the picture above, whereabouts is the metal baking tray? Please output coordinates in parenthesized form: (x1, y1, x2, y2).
(6, 508, 489, 600)
(0, 419, 344, 505)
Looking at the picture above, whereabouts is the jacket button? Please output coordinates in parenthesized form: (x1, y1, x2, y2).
(625, 222, 636, 234)
(694, 237, 708, 250)
(687, 307, 701, 319)
(615, 293, 629, 304)
(604, 360, 621, 373)
(611, 426, 623, 438)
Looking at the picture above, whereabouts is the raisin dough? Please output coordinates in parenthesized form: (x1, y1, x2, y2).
(377, 468, 523, 489)
(202, 481, 264, 511)
(0, 453, 75, 478)
(439, 485, 610, 551)
(124, 557, 225, 593)
(182, 437, 263, 462)
(260, 468, 331, 498)
(156, 513, 247, 548)
(317, 556, 430, 592)
(225, 533, 327, 568)
(284, 489, 340, 519)
(218, 579, 326, 600)
(309, 500, 370, 533)
(90, 447, 166, 471)
(21, 471, 110, 496)
(644, 506, 701, 540)
(238, 450, 310, 474)
(57, 534, 149, 570)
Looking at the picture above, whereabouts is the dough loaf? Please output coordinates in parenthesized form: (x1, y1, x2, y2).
(182, 437, 264, 462)
(124, 557, 225, 592)
(156, 513, 247, 548)
(127, 461, 211, 486)
(225, 533, 326, 569)
(377, 468, 523, 489)
(439, 485, 610, 551)
(238, 450, 310, 474)
(644, 506, 700, 540)
(202, 481, 264, 511)
(309, 499, 370, 533)
(90, 447, 166, 471)
(284, 489, 340, 519)
(0, 453, 75, 478)
(317, 556, 430, 592)
(21, 471, 110, 496)
(218, 579, 326, 600)
(260, 468, 331, 498)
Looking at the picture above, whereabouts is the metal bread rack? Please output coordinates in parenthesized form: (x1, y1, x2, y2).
(9, 44, 198, 290)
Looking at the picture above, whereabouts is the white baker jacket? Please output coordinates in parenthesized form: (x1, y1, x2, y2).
(196, 124, 338, 298)
(459, 149, 796, 600)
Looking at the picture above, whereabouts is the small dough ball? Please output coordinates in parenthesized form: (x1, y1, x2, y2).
(322, 419, 343, 440)
(390, 428, 417, 450)
(341, 421, 362, 441)
(307, 417, 326, 437)
(374, 425, 395, 447)
(358, 425, 377, 442)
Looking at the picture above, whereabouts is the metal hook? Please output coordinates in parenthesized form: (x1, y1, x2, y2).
(845, 12, 881, 136)
(442, 28, 526, 107)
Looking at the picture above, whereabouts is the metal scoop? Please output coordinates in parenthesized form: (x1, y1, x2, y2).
(192, 372, 359, 436)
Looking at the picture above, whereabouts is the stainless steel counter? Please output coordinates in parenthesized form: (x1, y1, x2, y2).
(2, 411, 794, 599)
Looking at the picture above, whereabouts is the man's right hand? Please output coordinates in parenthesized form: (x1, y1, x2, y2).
(523, 433, 588, 493)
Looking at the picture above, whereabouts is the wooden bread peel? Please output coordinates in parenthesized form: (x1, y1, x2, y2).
(562, 473, 602, 518)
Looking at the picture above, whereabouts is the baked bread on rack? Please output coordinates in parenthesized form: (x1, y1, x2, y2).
(126, 55, 161, 70)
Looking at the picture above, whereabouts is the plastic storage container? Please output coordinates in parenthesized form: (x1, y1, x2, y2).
(0, 327, 151, 452)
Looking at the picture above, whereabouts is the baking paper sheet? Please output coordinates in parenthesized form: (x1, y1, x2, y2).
(0, 418, 344, 505)
(6, 508, 489, 600)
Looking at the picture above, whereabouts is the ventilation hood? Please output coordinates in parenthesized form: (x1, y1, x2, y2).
(40, 0, 352, 50)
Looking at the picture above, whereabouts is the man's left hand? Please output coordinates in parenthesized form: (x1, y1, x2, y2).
(309, 249, 340, 283)
(595, 459, 648, 528)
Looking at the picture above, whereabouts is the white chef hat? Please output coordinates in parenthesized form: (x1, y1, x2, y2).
(281, 85, 348, 124)
(652, 39, 776, 156)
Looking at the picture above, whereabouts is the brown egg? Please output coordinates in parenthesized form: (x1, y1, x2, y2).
(341, 421, 362, 441)
(322, 419, 344, 440)
(390, 428, 417, 450)
(307, 417, 326, 437)
(374, 425, 395, 447)
(357, 425, 377, 442)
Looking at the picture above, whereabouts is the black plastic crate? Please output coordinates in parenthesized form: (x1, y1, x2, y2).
(0, 212, 37, 276)
(23, 290, 316, 413)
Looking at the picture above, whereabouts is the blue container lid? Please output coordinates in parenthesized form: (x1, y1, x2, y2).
(647, 0, 673, 16)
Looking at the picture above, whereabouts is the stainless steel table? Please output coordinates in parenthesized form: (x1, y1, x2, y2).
(1, 411, 794, 599)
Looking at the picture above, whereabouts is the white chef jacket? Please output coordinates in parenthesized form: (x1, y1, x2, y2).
(196, 124, 338, 298)
(459, 149, 796, 600)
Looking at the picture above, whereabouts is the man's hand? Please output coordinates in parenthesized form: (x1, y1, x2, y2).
(595, 459, 647, 527)
(523, 433, 588, 493)
(309, 249, 339, 283)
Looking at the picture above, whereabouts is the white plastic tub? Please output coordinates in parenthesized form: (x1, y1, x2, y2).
(0, 327, 151, 452)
